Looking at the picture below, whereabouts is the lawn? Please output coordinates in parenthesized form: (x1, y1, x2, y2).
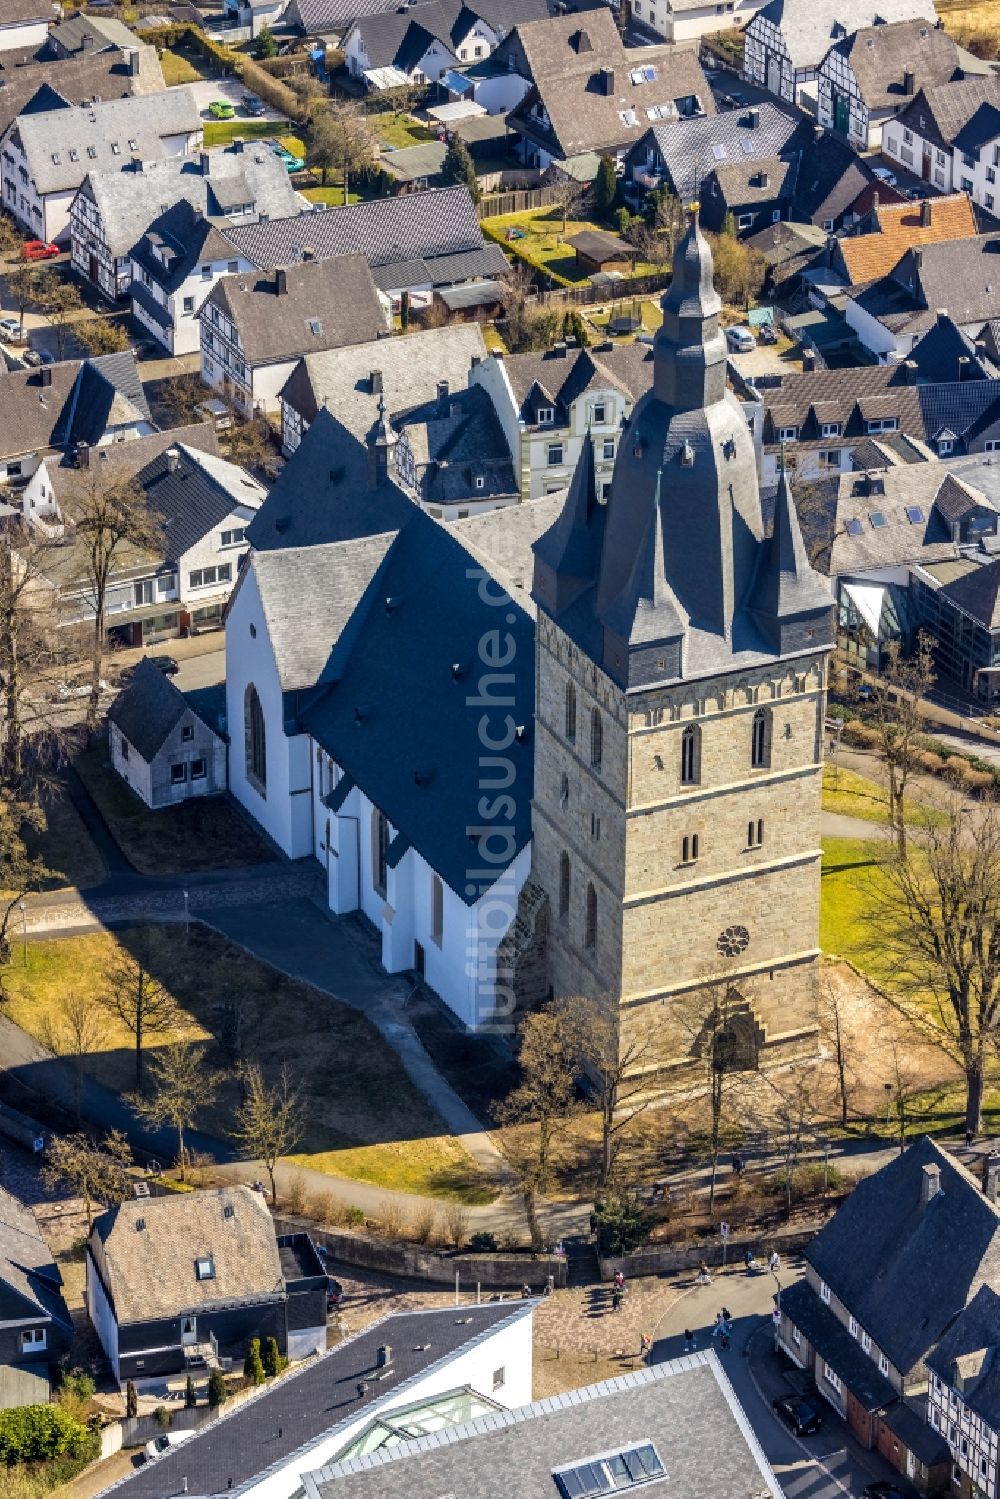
(159, 48, 210, 86)
(75, 740, 275, 876)
(202, 120, 307, 155)
(486, 207, 664, 286)
(372, 112, 437, 150)
(19, 792, 105, 893)
(3, 926, 496, 1204)
(820, 835, 886, 964)
(822, 764, 950, 828)
(587, 297, 663, 341)
(301, 185, 361, 206)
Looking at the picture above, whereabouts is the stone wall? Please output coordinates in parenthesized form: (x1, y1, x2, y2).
(598, 1221, 821, 1280)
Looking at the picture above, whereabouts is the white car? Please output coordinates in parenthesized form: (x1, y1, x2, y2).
(726, 326, 755, 353)
(144, 1430, 195, 1462)
(872, 165, 897, 187)
(0, 317, 21, 341)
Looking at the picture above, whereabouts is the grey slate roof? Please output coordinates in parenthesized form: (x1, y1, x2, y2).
(827, 18, 961, 112)
(910, 311, 1000, 382)
(108, 656, 197, 760)
(222, 187, 495, 277)
(45, 421, 219, 508)
(939, 553, 1000, 628)
(0, 44, 164, 139)
(748, 0, 938, 72)
(630, 103, 801, 206)
(288, 0, 404, 34)
(349, 0, 550, 72)
(53, 349, 152, 449)
(8, 86, 200, 195)
(0, 0, 56, 23)
(892, 234, 1000, 332)
(805, 1136, 1000, 1376)
(896, 75, 1000, 153)
(0, 351, 150, 461)
(201, 256, 387, 367)
(79, 142, 303, 258)
(780, 1278, 898, 1410)
(502, 341, 653, 423)
(398, 383, 517, 504)
(305, 1352, 781, 1499)
(927, 1284, 1000, 1427)
(0, 1186, 69, 1332)
(817, 462, 992, 579)
(140, 442, 265, 562)
(49, 13, 139, 52)
(95, 1302, 533, 1499)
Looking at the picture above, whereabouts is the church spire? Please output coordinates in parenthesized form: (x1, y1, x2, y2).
(750, 459, 834, 646)
(653, 203, 728, 412)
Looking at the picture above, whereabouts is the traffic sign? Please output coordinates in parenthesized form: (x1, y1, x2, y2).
(772, 1307, 782, 1325)
(720, 1222, 730, 1240)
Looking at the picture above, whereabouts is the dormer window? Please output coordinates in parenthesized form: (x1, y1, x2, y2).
(820, 422, 841, 438)
(536, 405, 554, 424)
(593, 402, 607, 424)
(778, 426, 798, 442)
(195, 1256, 215, 1281)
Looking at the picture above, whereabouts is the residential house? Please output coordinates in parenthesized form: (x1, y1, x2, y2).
(927, 1273, 1000, 1499)
(634, 0, 762, 46)
(846, 225, 1000, 361)
(94, 1301, 534, 1499)
(907, 308, 1000, 382)
(777, 1137, 998, 1490)
(221, 186, 510, 313)
(86, 1187, 328, 1385)
(835, 190, 977, 285)
(199, 255, 388, 416)
(0, 44, 166, 142)
(504, 8, 713, 174)
(0, 0, 54, 53)
(130, 202, 260, 359)
(817, 18, 966, 151)
(0, 86, 201, 244)
(285, 0, 407, 44)
(107, 658, 228, 807)
(343, 0, 551, 91)
(487, 9, 617, 119)
(71, 139, 303, 303)
(744, 0, 938, 109)
(0, 351, 153, 486)
(227, 409, 557, 1025)
(278, 322, 488, 455)
(885, 74, 1000, 207)
(47, 11, 144, 57)
(472, 340, 651, 497)
(0, 1187, 72, 1409)
(301, 1351, 782, 1499)
(26, 425, 265, 644)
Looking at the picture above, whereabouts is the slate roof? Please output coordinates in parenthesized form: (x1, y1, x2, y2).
(502, 341, 653, 423)
(0, 1186, 70, 1332)
(877, 1397, 951, 1466)
(788, 125, 878, 227)
(918, 376, 1000, 441)
(708, 154, 795, 209)
(131, 201, 242, 298)
(8, 86, 200, 195)
(759, 364, 922, 449)
(497, 7, 622, 83)
(891, 232, 1000, 329)
(109, 656, 204, 760)
(305, 1352, 781, 1499)
(91, 1187, 283, 1326)
(748, 0, 938, 72)
(397, 384, 517, 504)
(54, 349, 151, 449)
(508, 42, 713, 160)
(939, 553, 1000, 628)
(44, 421, 219, 508)
(349, 0, 550, 72)
(805, 1137, 1000, 1375)
(827, 18, 961, 112)
(910, 311, 1000, 381)
(927, 1285, 1000, 1427)
(200, 256, 387, 367)
(49, 13, 139, 52)
(0, 351, 150, 461)
(142, 442, 265, 561)
(223, 187, 495, 277)
(0, 44, 164, 139)
(629, 103, 800, 206)
(79, 142, 303, 258)
(96, 1303, 533, 1499)
(0, 0, 55, 23)
(780, 1278, 898, 1409)
(288, 0, 405, 35)
(838, 193, 977, 285)
(896, 74, 1000, 153)
(278, 324, 487, 428)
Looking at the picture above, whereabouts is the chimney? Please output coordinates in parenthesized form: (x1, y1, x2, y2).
(983, 1152, 1000, 1203)
(920, 198, 932, 228)
(80, 31, 94, 51)
(599, 65, 615, 95)
(903, 67, 915, 94)
(802, 349, 816, 372)
(872, 188, 879, 209)
(166, 449, 180, 473)
(200, 149, 211, 177)
(302, 245, 315, 261)
(758, 170, 769, 188)
(437, 379, 449, 410)
(913, 247, 923, 271)
(575, 26, 592, 51)
(76, 440, 90, 468)
(921, 1162, 941, 1206)
(747, 106, 760, 128)
(958, 355, 971, 380)
(552, 340, 567, 358)
(903, 358, 918, 384)
(376, 1344, 392, 1368)
(39, 366, 52, 388)
(370, 369, 382, 394)
(275, 268, 288, 296)
(471, 354, 481, 368)
(128, 47, 140, 76)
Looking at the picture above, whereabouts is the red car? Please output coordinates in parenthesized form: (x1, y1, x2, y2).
(23, 240, 58, 261)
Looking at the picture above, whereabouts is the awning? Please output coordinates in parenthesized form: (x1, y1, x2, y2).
(842, 581, 885, 637)
(364, 65, 410, 89)
(426, 99, 486, 124)
(442, 68, 474, 96)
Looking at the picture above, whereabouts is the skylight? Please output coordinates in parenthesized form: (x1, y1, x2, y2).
(195, 1256, 215, 1281)
(845, 518, 864, 536)
(905, 505, 923, 524)
(869, 510, 888, 528)
(712, 143, 727, 160)
(554, 1443, 665, 1498)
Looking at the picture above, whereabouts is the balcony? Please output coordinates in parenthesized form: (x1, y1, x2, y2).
(631, 166, 663, 190)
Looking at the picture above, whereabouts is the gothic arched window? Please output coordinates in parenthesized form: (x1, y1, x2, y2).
(680, 723, 700, 785)
(751, 707, 771, 769)
(565, 680, 577, 742)
(559, 852, 570, 918)
(585, 882, 597, 950)
(372, 809, 390, 898)
(590, 709, 603, 771)
(245, 683, 266, 795)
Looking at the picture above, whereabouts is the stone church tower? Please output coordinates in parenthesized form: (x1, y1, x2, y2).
(530, 207, 834, 1084)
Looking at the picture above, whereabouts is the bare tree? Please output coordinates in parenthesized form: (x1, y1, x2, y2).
(231, 1062, 305, 1205)
(130, 1040, 218, 1180)
(674, 975, 758, 1212)
(42, 1129, 133, 1230)
(39, 992, 103, 1122)
(99, 946, 179, 1093)
(74, 314, 130, 357)
(496, 1005, 579, 1248)
(863, 791, 1000, 1137)
(499, 261, 537, 353)
(763, 1071, 816, 1218)
(886, 1039, 922, 1155)
(856, 632, 936, 857)
(307, 102, 375, 201)
(5, 261, 43, 342)
(64, 466, 163, 727)
(563, 993, 665, 1190)
(0, 798, 46, 995)
(33, 274, 84, 360)
(549, 175, 591, 235)
(818, 977, 855, 1129)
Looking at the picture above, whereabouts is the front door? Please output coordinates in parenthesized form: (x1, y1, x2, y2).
(834, 92, 850, 136)
(767, 55, 782, 96)
(181, 1316, 197, 1347)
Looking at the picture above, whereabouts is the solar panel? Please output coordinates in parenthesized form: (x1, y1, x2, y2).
(845, 518, 864, 536)
(905, 505, 923, 524)
(643, 64, 657, 81)
(869, 511, 888, 528)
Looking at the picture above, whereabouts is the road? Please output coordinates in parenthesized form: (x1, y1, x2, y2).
(654, 1264, 907, 1499)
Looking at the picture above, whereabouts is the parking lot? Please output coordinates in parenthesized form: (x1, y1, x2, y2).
(184, 76, 288, 123)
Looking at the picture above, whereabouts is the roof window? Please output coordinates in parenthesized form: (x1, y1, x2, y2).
(868, 511, 887, 529)
(554, 1443, 665, 1498)
(195, 1256, 215, 1281)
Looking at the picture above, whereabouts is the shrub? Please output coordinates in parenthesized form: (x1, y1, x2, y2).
(443, 1203, 469, 1249)
(0, 1406, 96, 1466)
(377, 1200, 407, 1239)
(346, 1206, 366, 1228)
(469, 1230, 497, 1252)
(125, 1381, 138, 1419)
(262, 1337, 286, 1378)
(239, 59, 301, 121)
(243, 1339, 266, 1387)
(185, 1375, 196, 1409)
(154, 1406, 171, 1430)
(593, 1192, 651, 1256)
(283, 1173, 307, 1217)
(412, 1204, 439, 1244)
(207, 1369, 227, 1409)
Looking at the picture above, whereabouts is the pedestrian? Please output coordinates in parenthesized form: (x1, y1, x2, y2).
(640, 1332, 652, 1361)
(612, 1287, 623, 1312)
(966, 1128, 975, 1148)
(696, 1261, 711, 1285)
(521, 1283, 531, 1299)
(721, 1306, 732, 1323)
(720, 1327, 730, 1350)
(744, 1248, 755, 1274)
(732, 1152, 743, 1176)
(614, 1269, 625, 1291)
(769, 1250, 780, 1274)
(683, 1328, 695, 1352)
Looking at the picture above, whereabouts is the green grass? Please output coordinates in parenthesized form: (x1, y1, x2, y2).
(4, 927, 497, 1204)
(301, 185, 361, 205)
(202, 119, 306, 155)
(820, 835, 886, 963)
(487, 207, 664, 285)
(373, 111, 437, 150)
(159, 48, 209, 86)
(822, 765, 950, 827)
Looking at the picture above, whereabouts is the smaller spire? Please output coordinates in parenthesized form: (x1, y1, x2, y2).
(750, 461, 833, 628)
(601, 467, 687, 651)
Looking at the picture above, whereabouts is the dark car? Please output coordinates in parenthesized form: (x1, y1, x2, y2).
(863, 1484, 920, 1499)
(758, 322, 778, 345)
(326, 1275, 344, 1312)
(772, 1395, 823, 1436)
(729, 92, 749, 109)
(148, 655, 179, 676)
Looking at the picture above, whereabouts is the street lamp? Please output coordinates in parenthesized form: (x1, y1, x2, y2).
(182, 889, 189, 938)
(884, 1082, 893, 1129)
(17, 900, 26, 967)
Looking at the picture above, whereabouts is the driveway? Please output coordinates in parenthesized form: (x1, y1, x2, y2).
(186, 76, 287, 123)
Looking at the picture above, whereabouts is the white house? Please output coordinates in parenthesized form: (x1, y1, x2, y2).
(0, 0, 54, 54)
(0, 353, 153, 487)
(816, 18, 964, 152)
(343, 0, 550, 90)
(130, 207, 258, 359)
(634, 0, 760, 47)
(884, 75, 1000, 209)
(0, 87, 201, 245)
(108, 658, 227, 809)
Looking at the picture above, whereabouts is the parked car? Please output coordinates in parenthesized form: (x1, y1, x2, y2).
(21, 349, 42, 366)
(242, 93, 266, 116)
(145, 1431, 195, 1463)
(758, 322, 778, 345)
(772, 1396, 823, 1436)
(326, 1275, 344, 1312)
(726, 325, 755, 353)
(23, 239, 58, 261)
(0, 317, 22, 341)
(269, 141, 304, 172)
(55, 679, 109, 700)
(729, 92, 748, 109)
(148, 655, 180, 676)
(208, 100, 236, 120)
(872, 165, 898, 187)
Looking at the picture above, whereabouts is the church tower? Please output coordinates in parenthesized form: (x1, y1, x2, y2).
(530, 207, 834, 1084)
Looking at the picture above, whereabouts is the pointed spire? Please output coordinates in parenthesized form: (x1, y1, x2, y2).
(654, 201, 727, 411)
(530, 432, 603, 615)
(751, 462, 832, 625)
(601, 467, 687, 651)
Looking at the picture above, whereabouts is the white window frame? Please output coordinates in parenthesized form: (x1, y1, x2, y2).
(21, 1327, 46, 1351)
(819, 1280, 831, 1304)
(849, 1315, 858, 1337)
(536, 405, 554, 425)
(823, 1363, 843, 1393)
(778, 425, 798, 442)
(879, 1351, 890, 1376)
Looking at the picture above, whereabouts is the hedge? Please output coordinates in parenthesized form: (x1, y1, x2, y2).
(0, 1406, 97, 1467)
(143, 24, 240, 75)
(481, 221, 573, 288)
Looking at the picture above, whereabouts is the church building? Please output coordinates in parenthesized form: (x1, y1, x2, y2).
(223, 207, 834, 1081)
